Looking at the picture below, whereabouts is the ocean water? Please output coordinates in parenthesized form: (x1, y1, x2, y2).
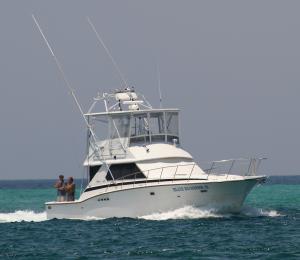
(0, 177, 299, 259)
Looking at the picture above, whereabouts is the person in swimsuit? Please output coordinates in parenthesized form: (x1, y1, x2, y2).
(65, 177, 76, 201)
(54, 174, 66, 202)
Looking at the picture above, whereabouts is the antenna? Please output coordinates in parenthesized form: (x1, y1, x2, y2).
(86, 17, 128, 88)
(157, 62, 163, 108)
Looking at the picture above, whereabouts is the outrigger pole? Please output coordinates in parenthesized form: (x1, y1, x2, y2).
(32, 15, 88, 126)
(86, 16, 128, 88)
(32, 14, 115, 181)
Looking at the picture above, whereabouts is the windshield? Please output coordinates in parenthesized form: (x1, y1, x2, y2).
(110, 114, 130, 139)
(130, 111, 179, 145)
(87, 110, 179, 157)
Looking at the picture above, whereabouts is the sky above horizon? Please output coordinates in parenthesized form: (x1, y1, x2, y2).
(0, 0, 300, 179)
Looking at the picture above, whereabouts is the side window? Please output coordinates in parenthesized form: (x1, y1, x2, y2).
(165, 112, 179, 136)
(89, 165, 101, 181)
(130, 114, 150, 144)
(149, 112, 165, 142)
(106, 163, 145, 180)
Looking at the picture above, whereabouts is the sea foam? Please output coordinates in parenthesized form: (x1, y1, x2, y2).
(0, 210, 47, 223)
(139, 206, 226, 220)
(0, 206, 282, 223)
(240, 206, 284, 217)
(139, 205, 283, 220)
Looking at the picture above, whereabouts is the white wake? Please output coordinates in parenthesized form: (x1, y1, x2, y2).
(139, 205, 283, 220)
(0, 210, 47, 223)
(139, 206, 227, 220)
(240, 206, 284, 217)
(0, 206, 283, 223)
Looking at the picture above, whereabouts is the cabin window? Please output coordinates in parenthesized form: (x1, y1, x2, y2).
(129, 111, 179, 145)
(89, 165, 101, 181)
(165, 112, 179, 138)
(110, 115, 130, 139)
(130, 114, 150, 144)
(106, 163, 145, 180)
(149, 112, 165, 142)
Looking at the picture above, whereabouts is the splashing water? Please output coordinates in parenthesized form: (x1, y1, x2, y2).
(139, 206, 283, 220)
(139, 206, 225, 220)
(0, 211, 107, 223)
(240, 206, 284, 217)
(0, 206, 282, 223)
(82, 216, 105, 221)
(0, 210, 47, 223)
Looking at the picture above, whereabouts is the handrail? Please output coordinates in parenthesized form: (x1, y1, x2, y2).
(188, 164, 196, 182)
(89, 157, 266, 193)
(173, 165, 179, 183)
(111, 163, 196, 182)
(102, 163, 196, 191)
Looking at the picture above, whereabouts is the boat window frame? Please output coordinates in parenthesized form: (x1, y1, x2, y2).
(106, 163, 145, 180)
(85, 109, 180, 156)
(128, 110, 180, 146)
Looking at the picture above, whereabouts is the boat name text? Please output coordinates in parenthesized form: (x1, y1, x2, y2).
(172, 185, 209, 192)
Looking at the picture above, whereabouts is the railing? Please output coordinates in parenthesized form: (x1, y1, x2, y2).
(104, 162, 197, 192)
(91, 157, 267, 193)
(202, 157, 267, 179)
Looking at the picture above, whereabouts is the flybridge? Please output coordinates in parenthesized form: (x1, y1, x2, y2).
(85, 88, 180, 162)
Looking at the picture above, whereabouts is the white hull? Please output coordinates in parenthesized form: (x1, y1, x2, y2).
(46, 176, 264, 219)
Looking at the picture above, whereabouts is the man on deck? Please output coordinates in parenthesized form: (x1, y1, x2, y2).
(54, 174, 66, 202)
(65, 177, 76, 201)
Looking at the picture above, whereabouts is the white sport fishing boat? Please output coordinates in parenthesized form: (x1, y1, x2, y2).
(31, 15, 266, 220)
(45, 88, 266, 219)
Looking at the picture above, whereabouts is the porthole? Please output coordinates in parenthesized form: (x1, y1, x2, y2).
(98, 197, 110, 201)
(150, 192, 155, 196)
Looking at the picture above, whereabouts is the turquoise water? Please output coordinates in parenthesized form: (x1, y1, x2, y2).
(0, 178, 299, 259)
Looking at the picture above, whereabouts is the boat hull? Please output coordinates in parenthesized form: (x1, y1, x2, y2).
(46, 177, 264, 219)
